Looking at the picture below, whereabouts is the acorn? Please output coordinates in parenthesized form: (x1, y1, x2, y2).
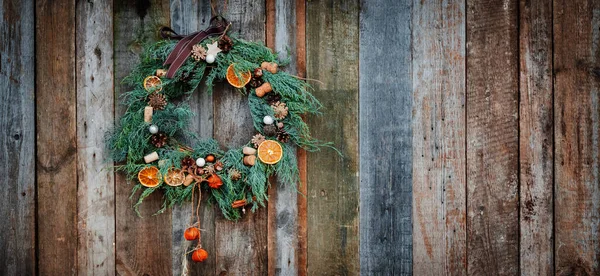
(263, 124, 278, 136)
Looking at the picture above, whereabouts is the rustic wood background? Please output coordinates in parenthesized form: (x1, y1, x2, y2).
(1, 0, 599, 275)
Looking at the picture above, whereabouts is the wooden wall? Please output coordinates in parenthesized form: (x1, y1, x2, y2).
(1, 0, 599, 275)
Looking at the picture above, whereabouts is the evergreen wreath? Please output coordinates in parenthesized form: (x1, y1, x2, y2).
(107, 16, 332, 221)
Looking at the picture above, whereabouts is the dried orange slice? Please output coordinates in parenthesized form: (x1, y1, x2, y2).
(138, 166, 161, 187)
(164, 168, 185, 186)
(257, 140, 283, 165)
(143, 76, 163, 92)
(226, 64, 251, 88)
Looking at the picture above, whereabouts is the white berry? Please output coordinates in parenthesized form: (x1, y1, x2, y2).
(196, 158, 206, 167)
(149, 124, 159, 134)
(205, 54, 215, 64)
(263, 115, 274, 125)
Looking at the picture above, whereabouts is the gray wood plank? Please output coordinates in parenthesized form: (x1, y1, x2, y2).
(519, 0, 554, 275)
(358, 0, 412, 274)
(412, 0, 467, 274)
(169, 0, 216, 275)
(75, 0, 116, 274)
(0, 0, 36, 275)
(306, 0, 360, 275)
(213, 1, 268, 275)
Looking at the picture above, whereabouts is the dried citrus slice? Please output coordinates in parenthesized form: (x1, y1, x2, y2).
(138, 166, 161, 187)
(257, 140, 283, 165)
(143, 76, 163, 92)
(226, 64, 251, 88)
(164, 168, 185, 186)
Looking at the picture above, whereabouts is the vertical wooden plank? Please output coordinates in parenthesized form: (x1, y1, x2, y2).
(412, 0, 466, 275)
(466, 0, 520, 274)
(358, 0, 412, 274)
(114, 1, 173, 275)
(554, 0, 600, 274)
(213, 1, 268, 275)
(169, 0, 216, 275)
(76, 0, 115, 274)
(266, 0, 300, 275)
(519, 0, 554, 275)
(0, 0, 36, 275)
(36, 0, 78, 275)
(306, 0, 360, 275)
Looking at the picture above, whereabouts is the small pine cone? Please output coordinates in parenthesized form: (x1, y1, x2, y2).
(229, 169, 242, 181)
(218, 35, 234, 52)
(271, 101, 288, 120)
(277, 130, 290, 143)
(181, 156, 195, 170)
(191, 44, 207, 61)
(248, 77, 264, 89)
(251, 134, 266, 148)
(148, 93, 167, 110)
(265, 93, 281, 105)
(150, 132, 168, 148)
(263, 124, 278, 137)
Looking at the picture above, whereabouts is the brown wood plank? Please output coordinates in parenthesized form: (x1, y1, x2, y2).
(554, 0, 600, 274)
(169, 0, 216, 275)
(266, 0, 301, 275)
(113, 1, 173, 275)
(213, 1, 268, 275)
(306, 0, 360, 274)
(75, 0, 116, 274)
(36, 1, 78, 274)
(519, 0, 554, 275)
(0, 0, 36, 275)
(466, 0, 520, 274)
(412, 0, 467, 274)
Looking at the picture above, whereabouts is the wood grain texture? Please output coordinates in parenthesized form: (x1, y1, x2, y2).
(554, 0, 600, 274)
(169, 1, 217, 275)
(519, 0, 554, 275)
(75, 0, 115, 274)
(412, 0, 466, 275)
(114, 1, 173, 275)
(306, 0, 360, 275)
(36, 1, 78, 274)
(0, 0, 36, 275)
(213, 1, 268, 275)
(358, 0, 412, 274)
(466, 0, 520, 274)
(266, 0, 300, 275)
(295, 1, 307, 275)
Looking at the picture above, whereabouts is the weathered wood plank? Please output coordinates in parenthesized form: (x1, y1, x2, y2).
(554, 0, 600, 274)
(114, 1, 173, 275)
(36, 1, 78, 274)
(0, 0, 36, 275)
(169, 0, 216, 275)
(75, 0, 115, 274)
(519, 0, 554, 275)
(466, 0, 520, 274)
(358, 0, 412, 274)
(266, 0, 300, 275)
(213, 1, 268, 275)
(306, 0, 360, 275)
(412, 0, 466, 275)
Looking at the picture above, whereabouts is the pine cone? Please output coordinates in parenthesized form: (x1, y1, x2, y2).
(271, 101, 288, 120)
(148, 93, 167, 110)
(218, 35, 234, 52)
(191, 44, 207, 61)
(251, 134, 266, 148)
(181, 156, 195, 170)
(263, 124, 278, 136)
(150, 132, 168, 148)
(265, 93, 281, 105)
(277, 129, 290, 143)
(248, 77, 264, 88)
(229, 169, 242, 181)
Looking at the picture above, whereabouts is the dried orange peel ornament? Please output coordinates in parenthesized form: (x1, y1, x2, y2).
(138, 166, 161, 187)
(226, 64, 251, 88)
(257, 140, 283, 165)
(164, 168, 185, 186)
(143, 75, 163, 92)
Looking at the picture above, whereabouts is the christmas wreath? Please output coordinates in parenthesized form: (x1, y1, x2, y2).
(107, 17, 331, 224)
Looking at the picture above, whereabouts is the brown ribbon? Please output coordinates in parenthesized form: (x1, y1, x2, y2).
(162, 16, 229, 78)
